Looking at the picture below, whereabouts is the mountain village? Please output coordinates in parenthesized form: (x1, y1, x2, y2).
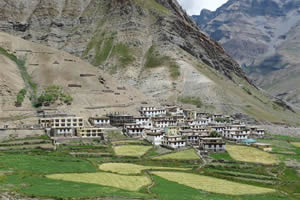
(36, 105, 269, 154)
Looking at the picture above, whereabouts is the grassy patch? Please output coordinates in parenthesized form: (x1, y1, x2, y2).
(2, 175, 149, 199)
(210, 152, 234, 161)
(144, 45, 180, 79)
(169, 62, 180, 79)
(151, 175, 291, 200)
(99, 163, 190, 175)
(34, 85, 72, 107)
(152, 171, 276, 195)
(84, 32, 114, 66)
(145, 45, 169, 68)
(16, 88, 27, 106)
(0, 154, 96, 174)
(113, 145, 152, 157)
(153, 149, 200, 161)
(134, 0, 170, 15)
(226, 145, 279, 165)
(94, 36, 113, 65)
(178, 96, 203, 108)
(112, 43, 135, 67)
(291, 142, 300, 148)
(106, 131, 127, 140)
(0, 47, 38, 101)
(47, 172, 151, 191)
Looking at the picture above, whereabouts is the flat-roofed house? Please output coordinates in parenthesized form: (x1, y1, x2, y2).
(146, 131, 165, 146)
(51, 117, 84, 128)
(166, 126, 179, 136)
(211, 125, 226, 134)
(123, 123, 144, 137)
(39, 117, 84, 128)
(107, 113, 134, 127)
(196, 112, 209, 119)
(135, 117, 152, 129)
(41, 117, 84, 137)
(39, 118, 53, 128)
(183, 109, 197, 120)
(50, 127, 74, 137)
(140, 107, 166, 117)
(249, 127, 265, 138)
(223, 129, 249, 141)
(77, 127, 104, 139)
(89, 116, 110, 126)
(187, 119, 209, 126)
(166, 106, 184, 116)
(153, 119, 177, 128)
(162, 135, 186, 149)
(251, 143, 272, 152)
(199, 137, 226, 152)
(180, 130, 209, 146)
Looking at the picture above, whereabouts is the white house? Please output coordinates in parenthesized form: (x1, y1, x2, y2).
(135, 117, 152, 129)
(153, 119, 177, 128)
(89, 116, 110, 126)
(123, 123, 144, 137)
(146, 131, 165, 146)
(140, 107, 166, 117)
(162, 135, 186, 149)
(223, 129, 249, 141)
(187, 119, 209, 126)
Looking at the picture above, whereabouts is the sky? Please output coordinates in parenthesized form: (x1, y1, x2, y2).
(177, 0, 228, 15)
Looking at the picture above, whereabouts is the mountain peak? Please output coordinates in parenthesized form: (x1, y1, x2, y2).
(193, 0, 300, 108)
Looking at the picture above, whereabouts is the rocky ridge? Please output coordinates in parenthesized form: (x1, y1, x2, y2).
(193, 0, 300, 107)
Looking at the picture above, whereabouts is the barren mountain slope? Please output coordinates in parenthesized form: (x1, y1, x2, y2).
(193, 0, 300, 107)
(0, 0, 299, 125)
(0, 32, 153, 123)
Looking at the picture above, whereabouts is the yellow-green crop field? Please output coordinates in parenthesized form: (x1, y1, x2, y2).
(152, 171, 276, 195)
(99, 163, 190, 174)
(291, 142, 300, 148)
(113, 145, 152, 157)
(47, 172, 151, 191)
(152, 149, 200, 160)
(226, 145, 279, 165)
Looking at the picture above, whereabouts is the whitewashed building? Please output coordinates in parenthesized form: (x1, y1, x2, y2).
(223, 129, 249, 141)
(162, 135, 186, 149)
(140, 107, 166, 117)
(89, 116, 110, 126)
(146, 131, 165, 146)
(153, 119, 177, 128)
(123, 124, 144, 137)
(135, 117, 152, 129)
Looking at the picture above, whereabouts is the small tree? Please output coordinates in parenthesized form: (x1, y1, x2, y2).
(15, 88, 27, 107)
(210, 131, 220, 137)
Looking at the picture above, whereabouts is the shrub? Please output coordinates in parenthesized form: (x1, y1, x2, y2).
(210, 131, 220, 137)
(34, 85, 73, 107)
(178, 96, 202, 108)
(16, 88, 27, 107)
(145, 45, 181, 79)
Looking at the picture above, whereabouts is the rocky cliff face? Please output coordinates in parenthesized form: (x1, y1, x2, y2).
(0, 0, 299, 124)
(0, 0, 247, 90)
(193, 0, 300, 107)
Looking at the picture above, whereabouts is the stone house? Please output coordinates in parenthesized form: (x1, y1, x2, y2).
(199, 137, 226, 152)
